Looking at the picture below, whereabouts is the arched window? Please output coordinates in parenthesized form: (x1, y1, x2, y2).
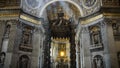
(19, 55, 30, 68)
(93, 55, 104, 68)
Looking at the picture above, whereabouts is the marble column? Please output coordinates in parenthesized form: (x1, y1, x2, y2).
(80, 27, 91, 68)
(0, 21, 6, 51)
(106, 22, 118, 68)
(70, 28, 76, 68)
(1, 24, 10, 68)
(76, 39, 80, 68)
(75, 26, 81, 68)
(3, 20, 18, 68)
(31, 26, 45, 68)
(40, 33, 45, 68)
(1, 38, 9, 52)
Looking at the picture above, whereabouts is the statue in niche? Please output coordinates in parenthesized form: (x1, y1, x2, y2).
(90, 26, 101, 46)
(23, 34, 30, 44)
(117, 52, 120, 67)
(93, 32, 99, 44)
(93, 55, 104, 68)
(19, 55, 29, 68)
(112, 23, 120, 35)
(0, 52, 5, 68)
(112, 23, 118, 35)
(22, 26, 32, 45)
(4, 24, 11, 36)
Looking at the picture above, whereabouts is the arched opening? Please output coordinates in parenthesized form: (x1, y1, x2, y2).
(19, 55, 30, 68)
(42, 1, 81, 68)
(0, 52, 6, 67)
(92, 55, 105, 68)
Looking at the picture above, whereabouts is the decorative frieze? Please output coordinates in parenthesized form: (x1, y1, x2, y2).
(102, 0, 119, 7)
(0, 0, 20, 7)
(0, 0, 6, 7)
(80, 14, 104, 25)
(19, 12, 42, 25)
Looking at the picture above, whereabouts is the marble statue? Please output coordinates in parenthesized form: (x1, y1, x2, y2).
(93, 32, 99, 45)
(23, 34, 30, 44)
(90, 26, 101, 46)
(6, 25, 11, 35)
(51, 8, 70, 27)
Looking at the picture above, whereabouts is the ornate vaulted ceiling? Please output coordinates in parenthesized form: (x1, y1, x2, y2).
(21, 0, 101, 18)
(46, 1, 80, 21)
(0, 0, 120, 25)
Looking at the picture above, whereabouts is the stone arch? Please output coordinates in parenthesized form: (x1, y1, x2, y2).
(39, 0, 84, 17)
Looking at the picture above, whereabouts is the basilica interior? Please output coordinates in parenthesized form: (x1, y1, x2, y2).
(0, 0, 120, 68)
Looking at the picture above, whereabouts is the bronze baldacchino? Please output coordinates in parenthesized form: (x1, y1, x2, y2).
(49, 8, 76, 68)
(49, 8, 72, 38)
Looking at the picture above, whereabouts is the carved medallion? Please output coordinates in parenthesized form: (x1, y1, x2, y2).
(82, 0, 97, 8)
(25, 0, 41, 9)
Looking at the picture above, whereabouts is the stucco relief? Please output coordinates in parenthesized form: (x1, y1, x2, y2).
(21, 0, 50, 17)
(82, 0, 97, 7)
(81, 0, 101, 16)
(25, 0, 41, 9)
